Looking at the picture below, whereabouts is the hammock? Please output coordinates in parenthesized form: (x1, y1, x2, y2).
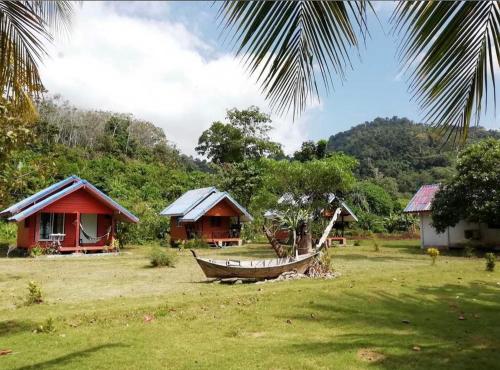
(79, 224, 112, 242)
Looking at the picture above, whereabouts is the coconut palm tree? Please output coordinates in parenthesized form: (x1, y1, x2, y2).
(219, 1, 500, 143)
(0, 1, 75, 116)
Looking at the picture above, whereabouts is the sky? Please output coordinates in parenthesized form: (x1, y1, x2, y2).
(40, 1, 499, 156)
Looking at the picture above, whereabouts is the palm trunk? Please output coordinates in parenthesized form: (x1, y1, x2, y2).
(262, 225, 287, 258)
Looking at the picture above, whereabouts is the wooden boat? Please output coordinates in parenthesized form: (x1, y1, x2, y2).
(190, 250, 318, 280)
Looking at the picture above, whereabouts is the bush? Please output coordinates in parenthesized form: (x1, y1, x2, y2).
(463, 243, 475, 258)
(35, 317, 56, 333)
(183, 237, 209, 249)
(353, 240, 361, 246)
(0, 221, 16, 242)
(26, 281, 43, 305)
(149, 247, 178, 268)
(427, 247, 439, 265)
(485, 253, 496, 272)
(29, 245, 44, 258)
(372, 237, 380, 252)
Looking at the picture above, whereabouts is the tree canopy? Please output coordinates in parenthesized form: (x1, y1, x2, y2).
(431, 139, 500, 233)
(196, 106, 283, 164)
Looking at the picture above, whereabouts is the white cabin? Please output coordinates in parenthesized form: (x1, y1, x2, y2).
(404, 185, 500, 249)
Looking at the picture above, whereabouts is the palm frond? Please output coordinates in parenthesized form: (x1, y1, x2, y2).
(0, 1, 75, 115)
(219, 1, 370, 118)
(392, 1, 500, 144)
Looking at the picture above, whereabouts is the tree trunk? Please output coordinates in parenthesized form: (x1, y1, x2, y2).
(297, 231, 312, 255)
(262, 225, 287, 258)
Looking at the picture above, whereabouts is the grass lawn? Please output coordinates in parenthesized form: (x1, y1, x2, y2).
(0, 240, 499, 369)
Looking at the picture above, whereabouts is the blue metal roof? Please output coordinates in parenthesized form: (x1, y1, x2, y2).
(160, 187, 253, 222)
(0, 176, 80, 217)
(3, 176, 138, 223)
(8, 182, 84, 222)
(160, 187, 216, 216)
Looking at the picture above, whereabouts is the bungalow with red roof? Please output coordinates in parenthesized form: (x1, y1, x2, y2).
(160, 187, 253, 247)
(0, 176, 139, 253)
(404, 184, 500, 249)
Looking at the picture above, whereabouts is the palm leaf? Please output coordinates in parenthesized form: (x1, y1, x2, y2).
(392, 1, 500, 144)
(219, 1, 370, 118)
(0, 1, 75, 115)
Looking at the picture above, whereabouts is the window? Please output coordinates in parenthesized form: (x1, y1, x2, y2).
(210, 217, 222, 227)
(39, 213, 65, 240)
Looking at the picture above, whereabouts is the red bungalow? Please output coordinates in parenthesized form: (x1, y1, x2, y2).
(0, 176, 139, 253)
(160, 187, 253, 246)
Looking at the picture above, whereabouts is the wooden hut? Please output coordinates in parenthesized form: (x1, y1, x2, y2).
(160, 187, 253, 246)
(0, 176, 138, 253)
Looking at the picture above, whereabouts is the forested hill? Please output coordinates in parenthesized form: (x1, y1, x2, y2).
(326, 117, 500, 195)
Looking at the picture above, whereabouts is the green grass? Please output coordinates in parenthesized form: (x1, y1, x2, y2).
(0, 240, 499, 369)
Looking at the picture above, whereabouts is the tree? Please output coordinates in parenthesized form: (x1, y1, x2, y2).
(0, 1, 75, 116)
(431, 139, 500, 233)
(350, 181, 394, 216)
(216, 160, 263, 208)
(219, 2, 500, 142)
(262, 154, 358, 255)
(293, 139, 328, 162)
(196, 106, 283, 163)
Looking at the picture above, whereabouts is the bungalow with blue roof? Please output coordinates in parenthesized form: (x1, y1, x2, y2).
(0, 176, 139, 253)
(160, 187, 253, 246)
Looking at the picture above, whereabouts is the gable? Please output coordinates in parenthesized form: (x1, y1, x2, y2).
(205, 198, 242, 217)
(42, 188, 113, 214)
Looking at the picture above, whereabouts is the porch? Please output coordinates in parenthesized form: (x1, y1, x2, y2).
(19, 211, 117, 253)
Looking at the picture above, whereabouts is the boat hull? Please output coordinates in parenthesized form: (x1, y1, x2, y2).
(194, 253, 317, 280)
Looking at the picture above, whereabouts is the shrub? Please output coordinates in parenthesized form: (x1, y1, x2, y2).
(427, 248, 439, 265)
(149, 247, 178, 268)
(0, 221, 16, 242)
(183, 237, 209, 249)
(35, 317, 56, 333)
(372, 237, 380, 252)
(29, 245, 44, 258)
(353, 240, 361, 247)
(320, 248, 333, 271)
(485, 253, 496, 272)
(26, 281, 43, 305)
(463, 243, 475, 258)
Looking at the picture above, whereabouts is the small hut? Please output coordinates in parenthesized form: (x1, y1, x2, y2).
(160, 187, 253, 246)
(0, 176, 138, 253)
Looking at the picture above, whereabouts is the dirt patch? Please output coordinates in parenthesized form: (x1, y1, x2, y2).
(357, 348, 386, 363)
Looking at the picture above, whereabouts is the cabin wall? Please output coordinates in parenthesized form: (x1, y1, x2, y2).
(170, 215, 235, 241)
(170, 217, 187, 240)
(205, 199, 240, 217)
(420, 213, 500, 248)
(43, 188, 112, 214)
(16, 215, 35, 248)
(199, 216, 232, 239)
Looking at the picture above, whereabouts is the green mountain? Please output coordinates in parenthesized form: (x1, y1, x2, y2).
(326, 117, 500, 195)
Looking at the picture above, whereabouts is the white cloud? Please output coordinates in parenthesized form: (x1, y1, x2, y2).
(40, 2, 312, 155)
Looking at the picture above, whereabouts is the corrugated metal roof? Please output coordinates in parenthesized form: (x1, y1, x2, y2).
(0, 175, 80, 217)
(404, 184, 440, 213)
(160, 187, 253, 222)
(160, 187, 216, 216)
(3, 176, 138, 223)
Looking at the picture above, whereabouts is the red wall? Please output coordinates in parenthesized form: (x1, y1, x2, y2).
(170, 215, 234, 241)
(205, 199, 240, 217)
(43, 188, 112, 214)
